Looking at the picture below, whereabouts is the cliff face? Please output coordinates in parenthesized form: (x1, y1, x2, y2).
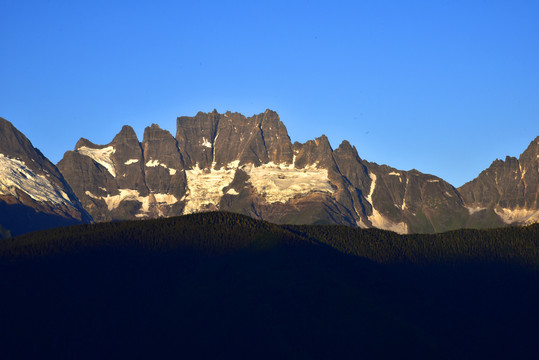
(458, 136, 539, 226)
(58, 124, 187, 222)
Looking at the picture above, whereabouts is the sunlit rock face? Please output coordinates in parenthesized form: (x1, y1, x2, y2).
(0, 117, 91, 237)
(56, 110, 539, 233)
(59, 124, 186, 222)
(333, 141, 469, 234)
(459, 136, 539, 227)
(176, 109, 354, 227)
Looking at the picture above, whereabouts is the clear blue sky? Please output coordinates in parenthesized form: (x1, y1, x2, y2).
(1, 0, 538, 187)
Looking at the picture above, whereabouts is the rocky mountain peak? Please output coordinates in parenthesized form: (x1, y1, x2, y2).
(519, 136, 539, 163)
(176, 111, 220, 169)
(75, 138, 99, 150)
(458, 136, 539, 226)
(142, 124, 185, 172)
(0, 118, 39, 162)
(111, 125, 139, 146)
(293, 135, 335, 169)
(0, 117, 91, 236)
(336, 140, 353, 151)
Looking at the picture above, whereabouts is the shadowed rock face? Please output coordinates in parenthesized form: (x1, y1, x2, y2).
(0, 117, 91, 236)
(458, 136, 539, 226)
(142, 124, 186, 198)
(177, 109, 294, 169)
(176, 110, 220, 169)
(55, 110, 539, 233)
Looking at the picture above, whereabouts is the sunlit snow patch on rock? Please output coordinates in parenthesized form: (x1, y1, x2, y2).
(77, 146, 117, 177)
(0, 154, 72, 205)
(465, 206, 487, 215)
(243, 162, 335, 203)
(85, 189, 178, 215)
(201, 137, 212, 148)
(145, 159, 177, 175)
(183, 163, 238, 214)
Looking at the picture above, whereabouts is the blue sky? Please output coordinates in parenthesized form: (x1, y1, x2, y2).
(1, 0, 538, 187)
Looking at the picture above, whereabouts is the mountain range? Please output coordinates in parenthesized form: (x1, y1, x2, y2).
(1, 110, 538, 236)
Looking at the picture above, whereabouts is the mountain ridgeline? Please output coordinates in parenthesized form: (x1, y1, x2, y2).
(56, 109, 539, 233)
(1, 111, 538, 236)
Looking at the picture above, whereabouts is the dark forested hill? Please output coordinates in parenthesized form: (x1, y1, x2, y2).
(1, 212, 538, 360)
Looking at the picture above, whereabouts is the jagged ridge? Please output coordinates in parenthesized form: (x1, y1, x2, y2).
(5, 110, 537, 234)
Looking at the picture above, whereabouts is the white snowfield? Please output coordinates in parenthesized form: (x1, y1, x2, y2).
(124, 159, 139, 165)
(85, 189, 178, 215)
(145, 159, 177, 175)
(0, 154, 72, 206)
(242, 162, 335, 203)
(201, 137, 212, 148)
(77, 146, 117, 177)
(183, 162, 238, 214)
(226, 188, 239, 195)
(182, 160, 336, 214)
(145, 159, 160, 167)
(365, 172, 408, 234)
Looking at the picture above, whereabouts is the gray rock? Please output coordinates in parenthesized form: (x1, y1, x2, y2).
(459, 136, 539, 226)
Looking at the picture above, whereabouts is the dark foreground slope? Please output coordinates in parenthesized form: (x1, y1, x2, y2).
(1, 213, 538, 360)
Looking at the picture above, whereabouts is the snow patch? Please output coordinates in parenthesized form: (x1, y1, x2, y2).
(145, 159, 161, 167)
(465, 206, 486, 215)
(427, 179, 440, 183)
(183, 162, 238, 214)
(77, 146, 116, 177)
(85, 189, 178, 213)
(401, 177, 409, 210)
(145, 159, 177, 176)
(388, 172, 401, 176)
(243, 162, 334, 203)
(201, 137, 212, 148)
(494, 207, 539, 224)
(125, 159, 139, 165)
(365, 173, 376, 204)
(60, 191, 70, 201)
(154, 193, 179, 205)
(183, 160, 335, 211)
